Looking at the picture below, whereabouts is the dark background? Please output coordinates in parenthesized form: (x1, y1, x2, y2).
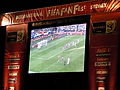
(0, 0, 87, 14)
(0, 0, 89, 90)
(0, 0, 120, 90)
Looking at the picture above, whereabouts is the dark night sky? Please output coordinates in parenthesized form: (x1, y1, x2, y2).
(0, 0, 87, 14)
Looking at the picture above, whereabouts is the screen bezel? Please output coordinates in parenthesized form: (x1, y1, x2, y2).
(28, 15, 89, 74)
(25, 15, 90, 89)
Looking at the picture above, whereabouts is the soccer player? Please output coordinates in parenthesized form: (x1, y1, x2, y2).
(66, 57, 71, 65)
(57, 56, 66, 65)
(57, 56, 63, 63)
(37, 42, 42, 49)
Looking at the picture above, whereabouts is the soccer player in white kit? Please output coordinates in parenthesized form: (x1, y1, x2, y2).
(67, 57, 70, 65)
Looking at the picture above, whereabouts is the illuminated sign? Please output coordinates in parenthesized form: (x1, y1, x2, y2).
(2, 0, 119, 25)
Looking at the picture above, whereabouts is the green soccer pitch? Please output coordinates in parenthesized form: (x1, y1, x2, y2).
(29, 35, 85, 73)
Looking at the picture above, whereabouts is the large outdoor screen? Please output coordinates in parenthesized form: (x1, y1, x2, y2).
(28, 23, 87, 73)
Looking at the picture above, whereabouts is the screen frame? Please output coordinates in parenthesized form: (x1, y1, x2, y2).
(27, 15, 90, 74)
(24, 15, 90, 90)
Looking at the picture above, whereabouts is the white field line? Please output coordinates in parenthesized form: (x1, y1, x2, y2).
(67, 46, 85, 52)
(29, 46, 85, 73)
(30, 37, 67, 57)
(31, 37, 84, 57)
(41, 47, 85, 72)
(30, 37, 84, 60)
(30, 46, 84, 61)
